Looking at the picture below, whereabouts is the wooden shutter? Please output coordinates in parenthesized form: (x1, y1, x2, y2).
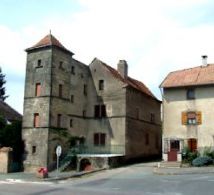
(35, 83, 41, 96)
(196, 111, 202, 125)
(34, 113, 39, 128)
(100, 133, 106, 146)
(94, 133, 99, 145)
(181, 112, 187, 125)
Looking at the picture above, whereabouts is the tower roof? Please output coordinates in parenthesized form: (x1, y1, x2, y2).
(25, 33, 74, 55)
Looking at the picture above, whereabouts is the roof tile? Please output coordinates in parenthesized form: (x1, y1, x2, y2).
(161, 64, 214, 88)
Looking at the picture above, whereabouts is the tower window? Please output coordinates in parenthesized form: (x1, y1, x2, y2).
(32, 146, 37, 154)
(70, 95, 74, 103)
(71, 66, 75, 74)
(37, 59, 42, 67)
(35, 83, 41, 97)
(70, 119, 73, 128)
(59, 61, 63, 69)
(57, 114, 62, 128)
(99, 80, 104, 90)
(83, 84, 87, 96)
(59, 84, 63, 98)
(33, 113, 39, 128)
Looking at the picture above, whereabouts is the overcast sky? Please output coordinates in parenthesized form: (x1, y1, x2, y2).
(1, 0, 214, 114)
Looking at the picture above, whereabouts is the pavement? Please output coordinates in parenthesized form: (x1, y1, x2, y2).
(0, 168, 106, 183)
(1, 163, 214, 183)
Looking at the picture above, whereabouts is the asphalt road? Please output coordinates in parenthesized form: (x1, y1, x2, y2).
(0, 164, 214, 195)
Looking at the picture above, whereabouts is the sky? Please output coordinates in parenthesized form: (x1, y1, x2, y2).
(1, 0, 214, 114)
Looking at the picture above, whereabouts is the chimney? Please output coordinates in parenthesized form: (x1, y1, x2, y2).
(202, 55, 208, 66)
(117, 60, 128, 78)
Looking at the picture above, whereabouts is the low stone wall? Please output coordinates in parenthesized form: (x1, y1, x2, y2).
(0, 147, 13, 173)
(77, 155, 124, 171)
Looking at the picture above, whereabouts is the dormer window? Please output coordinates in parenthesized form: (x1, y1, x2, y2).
(187, 88, 195, 99)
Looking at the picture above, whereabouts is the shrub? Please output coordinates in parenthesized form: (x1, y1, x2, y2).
(182, 147, 199, 163)
(192, 156, 213, 167)
(203, 147, 214, 159)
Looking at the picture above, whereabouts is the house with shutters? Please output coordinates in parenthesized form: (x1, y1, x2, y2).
(160, 56, 214, 162)
(22, 33, 161, 172)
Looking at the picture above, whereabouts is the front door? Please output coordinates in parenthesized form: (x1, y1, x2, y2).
(168, 140, 180, 161)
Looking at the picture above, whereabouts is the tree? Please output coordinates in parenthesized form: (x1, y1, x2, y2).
(0, 67, 8, 101)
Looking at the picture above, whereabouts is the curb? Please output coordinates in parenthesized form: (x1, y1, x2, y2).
(153, 167, 214, 175)
(43, 168, 107, 182)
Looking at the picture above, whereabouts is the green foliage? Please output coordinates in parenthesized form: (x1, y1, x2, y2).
(0, 118, 23, 162)
(0, 67, 8, 101)
(203, 147, 214, 159)
(182, 146, 199, 164)
(192, 156, 213, 167)
(50, 127, 69, 137)
(67, 136, 85, 147)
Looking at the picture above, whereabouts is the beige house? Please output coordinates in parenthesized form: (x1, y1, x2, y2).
(160, 56, 214, 161)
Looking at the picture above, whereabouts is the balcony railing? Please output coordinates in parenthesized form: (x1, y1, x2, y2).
(69, 145, 125, 155)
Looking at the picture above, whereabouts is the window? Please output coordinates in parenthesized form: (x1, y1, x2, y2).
(35, 83, 41, 97)
(59, 84, 63, 98)
(83, 84, 87, 96)
(59, 61, 63, 69)
(70, 119, 73, 128)
(99, 80, 104, 90)
(32, 146, 36, 154)
(94, 105, 106, 118)
(182, 111, 202, 125)
(33, 113, 39, 128)
(145, 133, 149, 145)
(57, 114, 62, 128)
(70, 95, 74, 103)
(71, 66, 75, 74)
(83, 110, 86, 117)
(151, 113, 155, 123)
(187, 112, 196, 125)
(187, 88, 195, 99)
(94, 133, 106, 146)
(170, 140, 180, 150)
(37, 59, 42, 67)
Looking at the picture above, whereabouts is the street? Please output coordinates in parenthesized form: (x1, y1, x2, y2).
(0, 164, 214, 195)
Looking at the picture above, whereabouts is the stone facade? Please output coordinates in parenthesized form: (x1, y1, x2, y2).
(22, 34, 161, 172)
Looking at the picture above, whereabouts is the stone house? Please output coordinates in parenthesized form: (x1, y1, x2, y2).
(160, 56, 214, 161)
(22, 33, 161, 172)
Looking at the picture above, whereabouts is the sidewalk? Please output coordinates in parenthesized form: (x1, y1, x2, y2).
(154, 166, 214, 175)
(0, 169, 105, 183)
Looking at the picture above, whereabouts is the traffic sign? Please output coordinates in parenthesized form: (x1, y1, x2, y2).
(56, 145, 62, 157)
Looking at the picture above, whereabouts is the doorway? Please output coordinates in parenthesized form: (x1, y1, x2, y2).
(168, 140, 180, 161)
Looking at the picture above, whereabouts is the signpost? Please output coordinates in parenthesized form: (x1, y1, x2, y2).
(56, 145, 62, 178)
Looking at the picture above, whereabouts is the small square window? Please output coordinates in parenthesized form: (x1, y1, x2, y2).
(32, 146, 36, 154)
(99, 80, 104, 90)
(59, 61, 63, 69)
(37, 59, 42, 67)
(187, 89, 195, 99)
(70, 95, 74, 103)
(71, 66, 75, 74)
(70, 119, 73, 127)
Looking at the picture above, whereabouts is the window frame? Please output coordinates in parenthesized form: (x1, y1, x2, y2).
(187, 88, 195, 100)
(94, 133, 106, 146)
(33, 113, 39, 128)
(99, 80, 104, 90)
(35, 83, 41, 97)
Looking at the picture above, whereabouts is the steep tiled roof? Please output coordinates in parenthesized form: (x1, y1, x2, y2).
(160, 64, 214, 88)
(93, 58, 157, 100)
(26, 34, 73, 55)
(0, 101, 22, 122)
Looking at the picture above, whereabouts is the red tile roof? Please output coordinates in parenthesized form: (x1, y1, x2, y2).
(26, 34, 73, 55)
(93, 58, 157, 100)
(160, 64, 214, 88)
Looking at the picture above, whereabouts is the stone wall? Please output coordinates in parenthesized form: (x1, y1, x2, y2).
(0, 147, 13, 173)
